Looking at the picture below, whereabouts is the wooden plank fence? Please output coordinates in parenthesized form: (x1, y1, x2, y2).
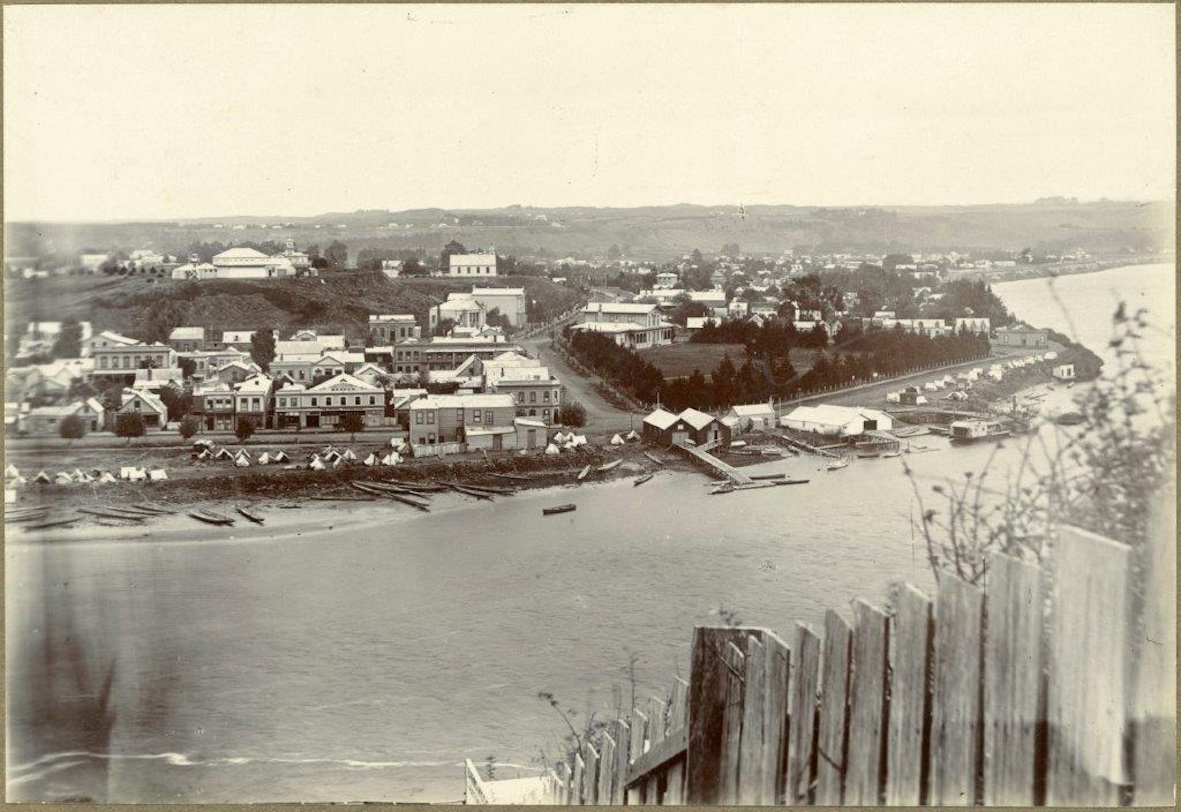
(530, 511, 1174, 806)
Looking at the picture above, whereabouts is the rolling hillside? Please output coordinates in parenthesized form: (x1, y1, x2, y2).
(4, 272, 582, 343)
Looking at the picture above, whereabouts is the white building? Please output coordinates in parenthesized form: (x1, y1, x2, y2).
(780, 404, 893, 436)
(471, 287, 527, 327)
(448, 253, 498, 277)
(569, 302, 674, 349)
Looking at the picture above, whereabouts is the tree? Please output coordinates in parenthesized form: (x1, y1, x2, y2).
(115, 412, 146, 444)
(338, 411, 365, 441)
(58, 414, 87, 444)
(250, 328, 276, 372)
(433, 317, 456, 337)
(607, 244, 622, 262)
(721, 242, 740, 258)
(179, 415, 200, 440)
(440, 239, 467, 272)
(401, 257, 428, 276)
(556, 401, 587, 427)
(235, 416, 256, 443)
(324, 240, 349, 270)
(485, 307, 512, 332)
(178, 357, 197, 380)
(53, 318, 84, 359)
(157, 386, 192, 421)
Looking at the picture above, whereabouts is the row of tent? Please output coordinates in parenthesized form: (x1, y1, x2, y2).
(9, 466, 168, 486)
(195, 446, 292, 467)
(609, 430, 642, 445)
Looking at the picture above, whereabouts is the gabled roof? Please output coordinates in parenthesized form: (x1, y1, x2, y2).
(213, 247, 269, 260)
(471, 287, 525, 296)
(306, 373, 383, 393)
(408, 393, 514, 409)
(643, 408, 679, 430)
(730, 403, 775, 416)
(169, 326, 205, 340)
(678, 408, 716, 430)
(234, 375, 273, 395)
(449, 253, 497, 265)
(121, 388, 167, 416)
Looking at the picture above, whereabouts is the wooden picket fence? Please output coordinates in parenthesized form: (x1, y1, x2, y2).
(533, 492, 1175, 806)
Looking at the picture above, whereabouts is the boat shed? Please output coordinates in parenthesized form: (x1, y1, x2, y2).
(642, 407, 731, 447)
(725, 402, 777, 433)
(780, 404, 894, 437)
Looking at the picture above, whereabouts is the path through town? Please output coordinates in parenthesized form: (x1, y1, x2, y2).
(519, 334, 635, 437)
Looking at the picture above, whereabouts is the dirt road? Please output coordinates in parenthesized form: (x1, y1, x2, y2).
(519, 335, 635, 436)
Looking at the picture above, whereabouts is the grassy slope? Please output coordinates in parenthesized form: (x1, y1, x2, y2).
(5, 272, 581, 341)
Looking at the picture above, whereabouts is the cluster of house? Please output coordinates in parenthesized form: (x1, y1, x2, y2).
(8, 295, 566, 455)
(171, 240, 315, 280)
(637, 401, 901, 448)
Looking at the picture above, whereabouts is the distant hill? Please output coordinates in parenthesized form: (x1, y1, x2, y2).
(4, 272, 581, 343)
(6, 200, 1173, 263)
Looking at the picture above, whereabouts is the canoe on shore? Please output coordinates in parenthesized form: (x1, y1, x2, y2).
(132, 503, 177, 515)
(236, 506, 265, 525)
(366, 481, 435, 500)
(77, 507, 148, 522)
(577, 465, 591, 481)
(490, 472, 531, 482)
(385, 479, 450, 493)
(188, 510, 234, 526)
(542, 504, 576, 516)
(437, 481, 515, 496)
(643, 452, 665, 466)
(633, 473, 654, 486)
(353, 482, 431, 510)
(749, 473, 786, 480)
(772, 478, 810, 486)
(26, 516, 84, 530)
(596, 459, 623, 473)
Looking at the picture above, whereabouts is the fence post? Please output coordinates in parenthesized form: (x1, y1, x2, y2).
(582, 742, 599, 806)
(787, 622, 821, 805)
(1131, 481, 1176, 804)
(816, 610, 853, 804)
(886, 584, 934, 805)
(931, 575, 985, 805)
(611, 718, 630, 805)
(686, 626, 751, 805)
(983, 553, 1044, 805)
(846, 600, 890, 805)
(1047, 525, 1133, 805)
(572, 752, 585, 805)
(626, 709, 649, 804)
(736, 631, 791, 805)
(597, 732, 616, 806)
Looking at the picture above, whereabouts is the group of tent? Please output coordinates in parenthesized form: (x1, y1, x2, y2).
(543, 431, 591, 456)
(308, 444, 408, 470)
(6, 463, 167, 486)
(194, 443, 291, 468)
(609, 430, 641, 446)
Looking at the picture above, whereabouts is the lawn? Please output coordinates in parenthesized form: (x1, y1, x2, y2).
(638, 342, 748, 378)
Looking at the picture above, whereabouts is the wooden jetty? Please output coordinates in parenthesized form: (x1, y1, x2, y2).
(672, 441, 754, 486)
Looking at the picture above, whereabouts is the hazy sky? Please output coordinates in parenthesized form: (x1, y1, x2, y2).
(4, 3, 1175, 221)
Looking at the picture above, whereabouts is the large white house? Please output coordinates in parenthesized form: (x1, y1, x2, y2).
(569, 302, 673, 349)
(173, 241, 314, 280)
(780, 404, 893, 436)
(471, 287, 527, 327)
(448, 253, 498, 277)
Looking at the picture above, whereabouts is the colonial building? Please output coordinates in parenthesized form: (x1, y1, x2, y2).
(191, 382, 236, 431)
(406, 393, 516, 449)
(233, 375, 274, 430)
(780, 404, 893, 437)
(489, 365, 562, 423)
(642, 407, 731, 447)
(368, 314, 421, 343)
(995, 323, 1048, 348)
(953, 317, 991, 336)
(471, 287, 527, 327)
(116, 388, 169, 429)
(429, 294, 487, 332)
(92, 342, 177, 382)
(448, 253, 498, 277)
(392, 336, 519, 376)
(272, 373, 385, 430)
(569, 302, 673, 349)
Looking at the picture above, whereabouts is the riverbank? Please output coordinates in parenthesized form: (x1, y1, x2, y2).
(5, 442, 701, 534)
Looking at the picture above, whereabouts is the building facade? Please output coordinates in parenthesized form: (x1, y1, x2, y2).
(406, 393, 516, 447)
(448, 253, 498, 277)
(569, 302, 673, 349)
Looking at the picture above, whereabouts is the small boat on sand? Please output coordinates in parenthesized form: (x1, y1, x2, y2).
(236, 506, 265, 525)
(77, 507, 147, 522)
(709, 482, 735, 495)
(644, 452, 665, 466)
(749, 473, 786, 481)
(543, 504, 576, 516)
(26, 516, 83, 530)
(827, 458, 849, 471)
(491, 472, 531, 482)
(633, 473, 654, 486)
(773, 478, 810, 486)
(577, 465, 591, 481)
(132, 503, 176, 515)
(189, 510, 234, 526)
(596, 459, 623, 473)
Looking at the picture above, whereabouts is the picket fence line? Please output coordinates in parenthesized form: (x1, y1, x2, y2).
(531, 496, 1175, 806)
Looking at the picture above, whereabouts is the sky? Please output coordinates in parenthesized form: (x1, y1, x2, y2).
(4, 3, 1175, 222)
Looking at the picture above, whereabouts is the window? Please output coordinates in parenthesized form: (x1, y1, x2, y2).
(485, 410, 493, 425)
(325, 397, 332, 407)
(311, 397, 318, 406)
(456, 408, 464, 423)
(355, 396, 361, 406)
(517, 392, 525, 403)
(543, 391, 550, 402)
(426, 411, 435, 424)
(369, 396, 376, 405)
(553, 390, 559, 402)
(543, 409, 549, 419)
(529, 391, 536, 403)
(428, 433, 436, 444)
(415, 411, 423, 424)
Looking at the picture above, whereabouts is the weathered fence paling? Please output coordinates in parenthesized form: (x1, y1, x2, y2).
(537, 516, 1173, 807)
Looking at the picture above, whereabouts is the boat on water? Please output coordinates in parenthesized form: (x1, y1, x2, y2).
(577, 465, 591, 481)
(596, 459, 623, 473)
(949, 419, 1011, 444)
(856, 451, 880, 459)
(827, 458, 850, 471)
(543, 504, 576, 516)
(881, 450, 902, 459)
(633, 473, 654, 486)
(749, 473, 786, 480)
(236, 506, 265, 525)
(188, 510, 234, 526)
(773, 477, 810, 486)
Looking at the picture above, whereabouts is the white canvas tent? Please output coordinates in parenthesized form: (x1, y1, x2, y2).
(149, 469, 168, 481)
(272, 451, 290, 463)
(364, 453, 378, 466)
(5, 464, 19, 479)
(610, 434, 625, 445)
(308, 455, 326, 471)
(257, 452, 271, 465)
(342, 448, 357, 461)
(98, 471, 117, 484)
(33, 471, 53, 484)
(544, 443, 560, 455)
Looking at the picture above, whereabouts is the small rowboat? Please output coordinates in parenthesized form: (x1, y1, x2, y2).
(709, 482, 735, 495)
(881, 450, 902, 459)
(633, 473, 654, 486)
(773, 478, 811, 486)
(491, 472, 531, 482)
(189, 510, 234, 526)
(644, 452, 664, 466)
(577, 465, 591, 481)
(26, 516, 83, 530)
(826, 458, 849, 471)
(596, 459, 623, 473)
(543, 504, 576, 516)
(749, 473, 786, 480)
(236, 506, 265, 525)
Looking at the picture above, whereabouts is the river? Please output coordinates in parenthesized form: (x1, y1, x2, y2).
(6, 263, 1174, 803)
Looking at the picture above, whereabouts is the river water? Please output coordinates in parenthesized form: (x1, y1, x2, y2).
(7, 263, 1174, 803)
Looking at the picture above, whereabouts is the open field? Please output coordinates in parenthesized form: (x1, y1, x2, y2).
(638, 343, 747, 378)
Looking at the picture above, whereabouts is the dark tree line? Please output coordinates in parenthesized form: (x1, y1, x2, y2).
(693, 320, 830, 351)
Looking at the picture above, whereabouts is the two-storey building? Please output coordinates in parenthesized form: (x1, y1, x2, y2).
(233, 375, 274, 430)
(406, 393, 517, 450)
(491, 366, 562, 423)
(569, 302, 673, 349)
(92, 342, 178, 384)
(368, 314, 421, 343)
(168, 326, 206, 353)
(191, 382, 237, 431)
(272, 373, 385, 430)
